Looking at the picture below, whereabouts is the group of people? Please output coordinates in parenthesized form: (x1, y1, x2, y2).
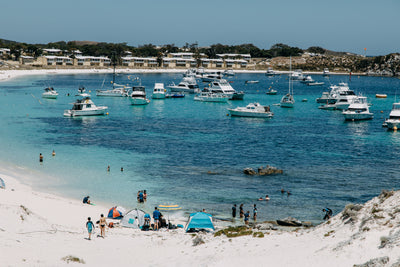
(232, 204, 258, 225)
(85, 214, 107, 240)
(137, 190, 147, 203)
(38, 150, 56, 163)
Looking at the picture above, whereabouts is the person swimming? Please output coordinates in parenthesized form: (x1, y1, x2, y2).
(265, 195, 270, 201)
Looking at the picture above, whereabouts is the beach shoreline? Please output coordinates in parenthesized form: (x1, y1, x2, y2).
(2, 168, 400, 266)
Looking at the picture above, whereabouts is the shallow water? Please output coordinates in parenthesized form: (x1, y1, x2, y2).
(1, 72, 400, 223)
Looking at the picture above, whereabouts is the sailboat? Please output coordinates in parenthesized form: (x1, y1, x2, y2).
(280, 57, 295, 108)
(96, 57, 129, 97)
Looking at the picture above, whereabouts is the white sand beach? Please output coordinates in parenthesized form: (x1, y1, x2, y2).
(1, 168, 400, 267)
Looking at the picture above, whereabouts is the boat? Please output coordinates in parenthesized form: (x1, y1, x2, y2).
(290, 69, 304, 81)
(167, 76, 200, 94)
(315, 83, 351, 104)
(265, 67, 276, 76)
(228, 102, 273, 118)
(376, 94, 387, 98)
(42, 87, 58, 99)
(245, 80, 259, 84)
(384, 102, 400, 130)
(266, 88, 277, 95)
(152, 83, 166, 99)
(342, 96, 373, 121)
(318, 103, 337, 110)
(194, 90, 229, 103)
(165, 92, 185, 98)
(223, 69, 235, 76)
(63, 96, 108, 117)
(201, 71, 223, 82)
(280, 57, 295, 108)
(96, 63, 129, 97)
(205, 79, 244, 100)
(300, 75, 314, 84)
(129, 86, 150, 105)
(323, 68, 330, 76)
(333, 86, 357, 110)
(307, 82, 325, 86)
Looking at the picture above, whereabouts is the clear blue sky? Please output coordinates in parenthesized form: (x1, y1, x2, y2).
(1, 0, 399, 55)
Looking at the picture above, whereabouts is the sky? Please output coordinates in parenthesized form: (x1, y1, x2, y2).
(1, 0, 399, 56)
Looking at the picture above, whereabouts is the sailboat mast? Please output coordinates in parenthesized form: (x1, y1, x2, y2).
(289, 56, 292, 95)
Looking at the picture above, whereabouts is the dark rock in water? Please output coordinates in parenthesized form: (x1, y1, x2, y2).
(258, 165, 283, 175)
(243, 165, 283, 176)
(276, 217, 302, 227)
(243, 168, 257, 175)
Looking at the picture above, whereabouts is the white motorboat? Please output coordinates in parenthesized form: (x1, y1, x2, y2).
(300, 75, 314, 84)
(307, 82, 325, 86)
(290, 69, 304, 80)
(42, 87, 58, 99)
(316, 83, 351, 104)
(265, 67, 276, 76)
(280, 57, 295, 108)
(333, 87, 357, 110)
(201, 71, 223, 82)
(245, 80, 259, 84)
(384, 102, 400, 130)
(63, 96, 108, 117)
(129, 86, 150, 105)
(323, 68, 330, 76)
(194, 90, 229, 103)
(223, 69, 235, 76)
(266, 88, 277, 95)
(228, 102, 273, 118)
(205, 79, 244, 100)
(167, 76, 200, 94)
(152, 83, 166, 99)
(342, 96, 373, 121)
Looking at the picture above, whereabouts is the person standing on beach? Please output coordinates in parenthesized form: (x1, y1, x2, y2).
(253, 204, 257, 221)
(244, 211, 250, 225)
(99, 214, 107, 237)
(153, 207, 161, 231)
(232, 204, 237, 218)
(86, 217, 95, 240)
(39, 153, 43, 163)
(239, 204, 244, 218)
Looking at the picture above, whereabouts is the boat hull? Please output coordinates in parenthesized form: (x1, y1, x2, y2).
(385, 119, 400, 130)
(230, 92, 245, 100)
(42, 94, 58, 99)
(343, 112, 373, 121)
(63, 107, 107, 117)
(152, 93, 166, 99)
(228, 109, 273, 118)
(130, 98, 150, 105)
(194, 96, 228, 103)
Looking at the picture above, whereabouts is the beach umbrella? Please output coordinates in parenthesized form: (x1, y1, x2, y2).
(107, 206, 126, 219)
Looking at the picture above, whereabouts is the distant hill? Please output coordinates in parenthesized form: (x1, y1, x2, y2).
(0, 38, 18, 45)
(69, 41, 99, 46)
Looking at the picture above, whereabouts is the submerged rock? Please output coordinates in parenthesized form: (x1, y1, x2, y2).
(243, 165, 283, 176)
(276, 217, 302, 227)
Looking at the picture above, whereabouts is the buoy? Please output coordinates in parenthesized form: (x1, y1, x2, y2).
(394, 126, 397, 131)
(226, 113, 229, 116)
(106, 112, 109, 115)
(381, 111, 383, 113)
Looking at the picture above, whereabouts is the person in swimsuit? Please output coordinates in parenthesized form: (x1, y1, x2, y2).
(253, 204, 257, 221)
(86, 217, 95, 240)
(244, 211, 250, 225)
(99, 214, 106, 237)
(239, 204, 244, 218)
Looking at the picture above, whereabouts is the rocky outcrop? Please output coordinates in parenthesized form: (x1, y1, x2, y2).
(243, 165, 283, 176)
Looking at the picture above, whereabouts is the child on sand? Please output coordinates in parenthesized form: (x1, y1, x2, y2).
(86, 217, 95, 240)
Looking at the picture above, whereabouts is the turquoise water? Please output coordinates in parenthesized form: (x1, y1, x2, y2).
(1, 72, 400, 223)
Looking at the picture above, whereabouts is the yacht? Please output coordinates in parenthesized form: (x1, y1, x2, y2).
(342, 96, 373, 121)
(42, 87, 58, 99)
(96, 64, 129, 97)
(290, 69, 304, 80)
(323, 68, 330, 76)
(384, 103, 400, 130)
(194, 90, 229, 103)
(167, 76, 200, 94)
(280, 57, 295, 108)
(63, 96, 108, 117)
(205, 79, 244, 100)
(228, 103, 273, 118)
(152, 83, 166, 99)
(266, 88, 277, 95)
(201, 71, 223, 82)
(300, 75, 314, 84)
(316, 83, 351, 104)
(333, 87, 357, 110)
(265, 67, 276, 76)
(223, 69, 235, 76)
(129, 86, 150, 105)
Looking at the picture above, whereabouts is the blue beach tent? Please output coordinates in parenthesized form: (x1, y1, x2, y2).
(185, 212, 215, 232)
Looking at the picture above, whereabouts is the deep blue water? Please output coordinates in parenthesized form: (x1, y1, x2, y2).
(1, 72, 400, 223)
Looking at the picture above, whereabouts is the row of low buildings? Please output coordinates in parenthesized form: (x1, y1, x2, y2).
(3, 48, 251, 69)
